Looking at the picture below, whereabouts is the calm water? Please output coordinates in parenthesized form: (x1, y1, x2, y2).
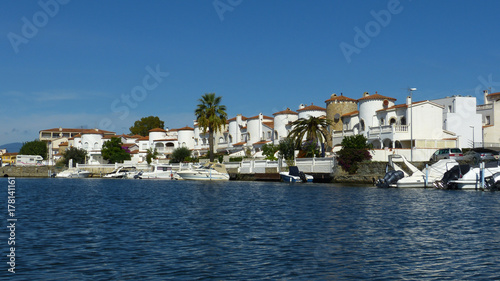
(1, 178, 500, 280)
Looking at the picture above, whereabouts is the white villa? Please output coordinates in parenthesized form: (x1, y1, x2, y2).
(477, 90, 500, 147)
(40, 89, 496, 164)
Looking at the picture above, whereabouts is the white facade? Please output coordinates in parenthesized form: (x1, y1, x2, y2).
(431, 95, 483, 148)
(177, 127, 195, 148)
(246, 113, 273, 145)
(297, 104, 326, 119)
(478, 91, 500, 147)
(273, 108, 298, 144)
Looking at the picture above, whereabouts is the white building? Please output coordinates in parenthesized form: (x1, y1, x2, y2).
(431, 95, 483, 148)
(272, 108, 298, 144)
(477, 90, 500, 147)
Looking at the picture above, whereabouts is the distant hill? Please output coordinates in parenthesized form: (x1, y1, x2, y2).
(0, 142, 23, 153)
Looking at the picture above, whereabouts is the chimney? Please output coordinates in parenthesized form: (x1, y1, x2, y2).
(484, 90, 490, 104)
(406, 95, 412, 105)
(299, 104, 306, 109)
(363, 92, 369, 97)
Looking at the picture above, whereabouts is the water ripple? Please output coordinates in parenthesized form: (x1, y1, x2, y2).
(1, 179, 500, 280)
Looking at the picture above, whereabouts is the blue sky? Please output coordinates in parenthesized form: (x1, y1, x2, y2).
(1, 0, 499, 145)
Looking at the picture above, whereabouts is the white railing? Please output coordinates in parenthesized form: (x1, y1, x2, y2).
(230, 157, 334, 174)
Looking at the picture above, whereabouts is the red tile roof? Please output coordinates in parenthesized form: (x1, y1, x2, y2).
(228, 116, 248, 121)
(357, 93, 397, 102)
(263, 122, 274, 129)
(137, 136, 149, 141)
(149, 128, 167, 132)
(342, 110, 359, 117)
(248, 114, 274, 120)
(59, 142, 68, 146)
(154, 138, 177, 142)
(325, 95, 357, 103)
(232, 142, 246, 146)
(253, 140, 271, 145)
(177, 126, 194, 131)
(273, 108, 298, 115)
(297, 104, 326, 112)
(376, 100, 435, 112)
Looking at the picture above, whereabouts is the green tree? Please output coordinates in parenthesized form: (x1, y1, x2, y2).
(19, 139, 48, 159)
(101, 137, 131, 164)
(195, 93, 228, 162)
(262, 143, 278, 161)
(62, 147, 87, 166)
(336, 134, 372, 174)
(171, 147, 192, 163)
(146, 148, 159, 165)
(288, 117, 332, 154)
(278, 137, 295, 166)
(129, 116, 165, 136)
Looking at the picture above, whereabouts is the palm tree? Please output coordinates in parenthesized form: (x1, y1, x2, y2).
(288, 117, 333, 154)
(195, 93, 228, 162)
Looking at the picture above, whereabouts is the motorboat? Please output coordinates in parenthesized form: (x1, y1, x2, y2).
(135, 164, 180, 180)
(103, 166, 139, 179)
(443, 162, 500, 190)
(397, 159, 459, 188)
(377, 154, 458, 188)
(55, 168, 91, 178)
(176, 162, 230, 181)
(280, 166, 313, 183)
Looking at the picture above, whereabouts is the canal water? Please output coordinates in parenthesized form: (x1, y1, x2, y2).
(1, 178, 500, 280)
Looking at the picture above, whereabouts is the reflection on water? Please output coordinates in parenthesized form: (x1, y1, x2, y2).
(1, 178, 500, 280)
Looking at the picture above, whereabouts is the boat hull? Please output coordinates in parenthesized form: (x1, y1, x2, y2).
(177, 171, 229, 181)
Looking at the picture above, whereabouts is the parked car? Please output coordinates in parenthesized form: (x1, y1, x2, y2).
(463, 148, 500, 164)
(430, 148, 464, 161)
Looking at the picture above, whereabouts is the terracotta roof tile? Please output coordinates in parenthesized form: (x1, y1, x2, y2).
(248, 114, 274, 120)
(137, 136, 149, 141)
(253, 140, 271, 145)
(149, 128, 167, 132)
(342, 110, 359, 117)
(228, 116, 248, 121)
(325, 95, 357, 103)
(177, 126, 194, 131)
(357, 93, 397, 102)
(154, 138, 177, 142)
(232, 142, 246, 146)
(263, 121, 274, 129)
(297, 104, 326, 112)
(273, 108, 298, 115)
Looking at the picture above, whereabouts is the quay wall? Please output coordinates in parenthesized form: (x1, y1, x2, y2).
(1, 162, 428, 183)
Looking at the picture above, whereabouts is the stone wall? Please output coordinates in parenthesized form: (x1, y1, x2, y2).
(0, 166, 63, 178)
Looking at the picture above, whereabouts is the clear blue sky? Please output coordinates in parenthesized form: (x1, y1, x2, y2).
(1, 0, 499, 145)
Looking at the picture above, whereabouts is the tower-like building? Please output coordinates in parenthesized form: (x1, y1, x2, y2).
(325, 93, 358, 131)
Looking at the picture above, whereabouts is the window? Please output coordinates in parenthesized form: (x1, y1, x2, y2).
(448, 105, 452, 112)
(380, 118, 384, 125)
(401, 117, 407, 125)
(389, 118, 396, 125)
(360, 120, 365, 131)
(93, 142, 99, 149)
(267, 131, 271, 139)
(83, 142, 89, 150)
(486, 116, 491, 125)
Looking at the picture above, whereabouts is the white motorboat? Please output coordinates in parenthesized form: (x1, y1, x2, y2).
(398, 159, 459, 188)
(377, 154, 458, 188)
(447, 162, 500, 190)
(103, 166, 139, 179)
(177, 162, 230, 181)
(280, 166, 313, 183)
(55, 168, 91, 178)
(136, 164, 180, 180)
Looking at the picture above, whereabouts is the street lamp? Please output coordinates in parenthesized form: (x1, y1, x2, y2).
(409, 88, 417, 161)
(470, 125, 474, 148)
